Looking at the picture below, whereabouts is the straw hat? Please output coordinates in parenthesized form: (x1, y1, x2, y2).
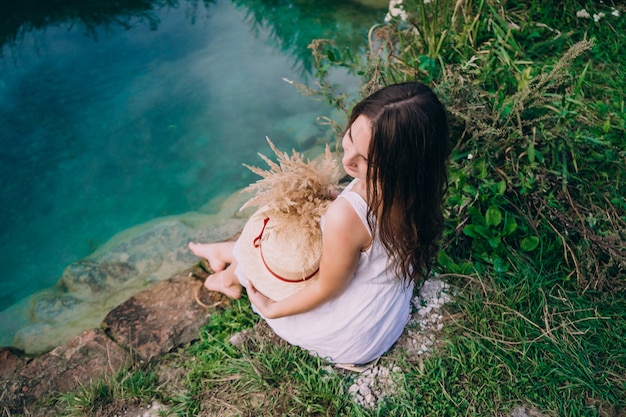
(236, 138, 341, 301)
(237, 207, 322, 301)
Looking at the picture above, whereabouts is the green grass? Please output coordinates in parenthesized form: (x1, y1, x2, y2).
(49, 368, 160, 416)
(439, 269, 625, 416)
(43, 1, 626, 416)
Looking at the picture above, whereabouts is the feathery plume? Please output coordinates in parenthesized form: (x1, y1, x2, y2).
(240, 137, 342, 230)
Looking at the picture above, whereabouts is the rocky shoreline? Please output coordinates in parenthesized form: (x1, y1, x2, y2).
(0, 265, 223, 413)
(0, 191, 251, 412)
(0, 176, 536, 416)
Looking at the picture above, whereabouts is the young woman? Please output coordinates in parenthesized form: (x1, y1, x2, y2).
(189, 81, 450, 364)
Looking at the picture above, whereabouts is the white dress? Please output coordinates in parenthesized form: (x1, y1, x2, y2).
(233, 179, 414, 364)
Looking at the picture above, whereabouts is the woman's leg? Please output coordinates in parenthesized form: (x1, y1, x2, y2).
(204, 261, 242, 299)
(188, 241, 236, 272)
(189, 241, 242, 299)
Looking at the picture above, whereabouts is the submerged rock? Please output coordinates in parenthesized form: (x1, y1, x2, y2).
(32, 293, 82, 321)
(59, 260, 138, 297)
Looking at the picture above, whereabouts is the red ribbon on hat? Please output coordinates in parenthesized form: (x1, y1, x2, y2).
(253, 217, 318, 283)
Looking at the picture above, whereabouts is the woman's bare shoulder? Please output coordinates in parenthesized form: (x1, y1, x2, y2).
(325, 196, 359, 223)
(323, 197, 370, 249)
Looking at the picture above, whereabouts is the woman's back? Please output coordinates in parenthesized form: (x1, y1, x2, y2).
(257, 179, 413, 364)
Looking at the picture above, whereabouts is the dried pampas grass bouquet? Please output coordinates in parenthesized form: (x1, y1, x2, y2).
(236, 137, 343, 301)
(240, 137, 342, 227)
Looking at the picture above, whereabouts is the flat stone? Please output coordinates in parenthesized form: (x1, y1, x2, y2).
(102, 269, 220, 362)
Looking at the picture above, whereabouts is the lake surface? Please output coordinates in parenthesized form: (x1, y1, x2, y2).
(0, 0, 386, 334)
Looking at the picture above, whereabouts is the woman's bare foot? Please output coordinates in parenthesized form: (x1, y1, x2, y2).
(204, 267, 242, 299)
(188, 242, 231, 272)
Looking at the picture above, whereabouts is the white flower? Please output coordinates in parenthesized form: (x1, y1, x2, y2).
(385, 0, 408, 21)
(611, 8, 620, 17)
(576, 9, 591, 18)
(467, 153, 474, 160)
(593, 12, 606, 22)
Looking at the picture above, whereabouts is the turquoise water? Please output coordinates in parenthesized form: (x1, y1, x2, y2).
(0, 1, 385, 314)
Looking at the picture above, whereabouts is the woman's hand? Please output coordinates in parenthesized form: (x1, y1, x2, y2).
(245, 197, 368, 320)
(246, 280, 280, 319)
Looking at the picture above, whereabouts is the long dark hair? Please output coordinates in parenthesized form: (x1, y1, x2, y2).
(347, 82, 450, 285)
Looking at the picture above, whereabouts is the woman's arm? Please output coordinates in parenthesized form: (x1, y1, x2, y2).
(247, 197, 371, 319)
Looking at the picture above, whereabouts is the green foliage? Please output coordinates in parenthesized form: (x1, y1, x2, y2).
(194, 339, 352, 416)
(50, 276, 625, 416)
(307, 0, 626, 292)
(368, 263, 626, 417)
(441, 267, 626, 415)
(168, 297, 258, 414)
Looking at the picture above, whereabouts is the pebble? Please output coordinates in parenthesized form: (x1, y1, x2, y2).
(348, 364, 402, 409)
(359, 385, 371, 396)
